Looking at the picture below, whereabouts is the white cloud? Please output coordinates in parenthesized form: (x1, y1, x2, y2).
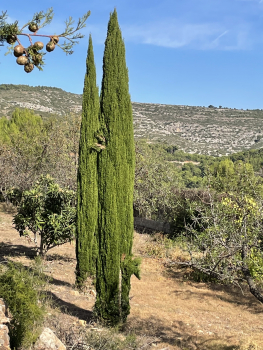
(122, 20, 251, 51)
(211, 30, 228, 45)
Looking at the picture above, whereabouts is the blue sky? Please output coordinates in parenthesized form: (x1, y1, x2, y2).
(1, 0, 263, 109)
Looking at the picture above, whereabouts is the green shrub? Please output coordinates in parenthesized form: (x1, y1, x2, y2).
(0, 261, 47, 349)
(13, 175, 76, 257)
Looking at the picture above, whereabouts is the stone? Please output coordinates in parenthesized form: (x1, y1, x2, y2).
(78, 320, 86, 327)
(69, 290, 79, 296)
(0, 299, 11, 350)
(33, 328, 66, 350)
(0, 299, 10, 324)
(89, 289, 96, 297)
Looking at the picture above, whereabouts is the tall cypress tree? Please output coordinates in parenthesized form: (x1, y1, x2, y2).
(76, 35, 100, 286)
(95, 9, 140, 325)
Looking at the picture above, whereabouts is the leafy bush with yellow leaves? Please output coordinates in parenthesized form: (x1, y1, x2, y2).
(179, 162, 263, 303)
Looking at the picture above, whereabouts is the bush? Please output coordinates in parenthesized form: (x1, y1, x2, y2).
(0, 260, 47, 349)
(13, 175, 76, 256)
(170, 189, 211, 237)
(180, 184, 263, 303)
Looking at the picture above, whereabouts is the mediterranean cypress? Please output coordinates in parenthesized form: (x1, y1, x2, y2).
(95, 9, 140, 325)
(76, 35, 100, 286)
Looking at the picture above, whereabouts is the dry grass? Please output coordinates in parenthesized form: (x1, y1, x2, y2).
(1, 204, 263, 350)
(138, 232, 190, 261)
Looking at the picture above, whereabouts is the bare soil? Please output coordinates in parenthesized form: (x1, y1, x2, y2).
(1, 203, 263, 350)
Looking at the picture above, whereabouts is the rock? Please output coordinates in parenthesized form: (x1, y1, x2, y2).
(70, 290, 79, 296)
(33, 328, 66, 350)
(0, 325, 10, 350)
(0, 299, 11, 350)
(0, 299, 10, 325)
(78, 320, 86, 327)
(89, 289, 96, 297)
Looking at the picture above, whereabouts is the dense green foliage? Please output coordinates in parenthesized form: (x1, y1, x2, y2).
(0, 261, 47, 349)
(0, 108, 79, 199)
(76, 35, 100, 285)
(0, 108, 44, 145)
(95, 9, 139, 325)
(13, 175, 76, 256)
(134, 141, 182, 220)
(228, 148, 263, 172)
(180, 165, 263, 302)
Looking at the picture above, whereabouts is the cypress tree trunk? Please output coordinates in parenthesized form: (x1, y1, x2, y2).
(95, 9, 139, 325)
(76, 35, 100, 286)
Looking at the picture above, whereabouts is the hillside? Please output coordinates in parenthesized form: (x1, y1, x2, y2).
(1, 84, 263, 156)
(0, 84, 82, 118)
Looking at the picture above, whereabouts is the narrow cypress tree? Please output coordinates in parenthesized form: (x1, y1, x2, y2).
(76, 35, 100, 286)
(95, 9, 140, 325)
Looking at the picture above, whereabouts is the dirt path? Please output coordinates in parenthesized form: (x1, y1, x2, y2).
(1, 203, 263, 350)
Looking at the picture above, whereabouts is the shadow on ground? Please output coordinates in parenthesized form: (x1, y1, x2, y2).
(164, 265, 263, 315)
(124, 316, 239, 350)
(46, 253, 75, 263)
(0, 242, 37, 260)
(48, 275, 73, 288)
(46, 291, 93, 322)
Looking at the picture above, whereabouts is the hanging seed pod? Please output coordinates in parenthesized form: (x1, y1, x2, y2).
(14, 45, 25, 57)
(16, 56, 28, 65)
(28, 23, 38, 32)
(24, 63, 34, 73)
(7, 34, 17, 44)
(46, 41, 56, 52)
(33, 41, 44, 50)
(52, 36, 59, 44)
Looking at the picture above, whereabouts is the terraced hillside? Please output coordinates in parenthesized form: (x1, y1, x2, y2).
(0, 84, 82, 118)
(133, 102, 263, 156)
(1, 84, 263, 156)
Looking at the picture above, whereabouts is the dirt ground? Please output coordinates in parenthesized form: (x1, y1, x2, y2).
(1, 202, 263, 350)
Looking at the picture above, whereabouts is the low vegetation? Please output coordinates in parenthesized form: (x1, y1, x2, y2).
(177, 164, 263, 302)
(0, 260, 47, 349)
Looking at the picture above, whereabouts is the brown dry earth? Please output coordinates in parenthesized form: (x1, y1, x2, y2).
(1, 203, 263, 350)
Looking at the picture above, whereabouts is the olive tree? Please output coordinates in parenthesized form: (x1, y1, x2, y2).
(176, 163, 263, 303)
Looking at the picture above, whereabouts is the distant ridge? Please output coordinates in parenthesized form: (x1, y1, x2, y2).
(1, 84, 263, 156)
(0, 84, 82, 117)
